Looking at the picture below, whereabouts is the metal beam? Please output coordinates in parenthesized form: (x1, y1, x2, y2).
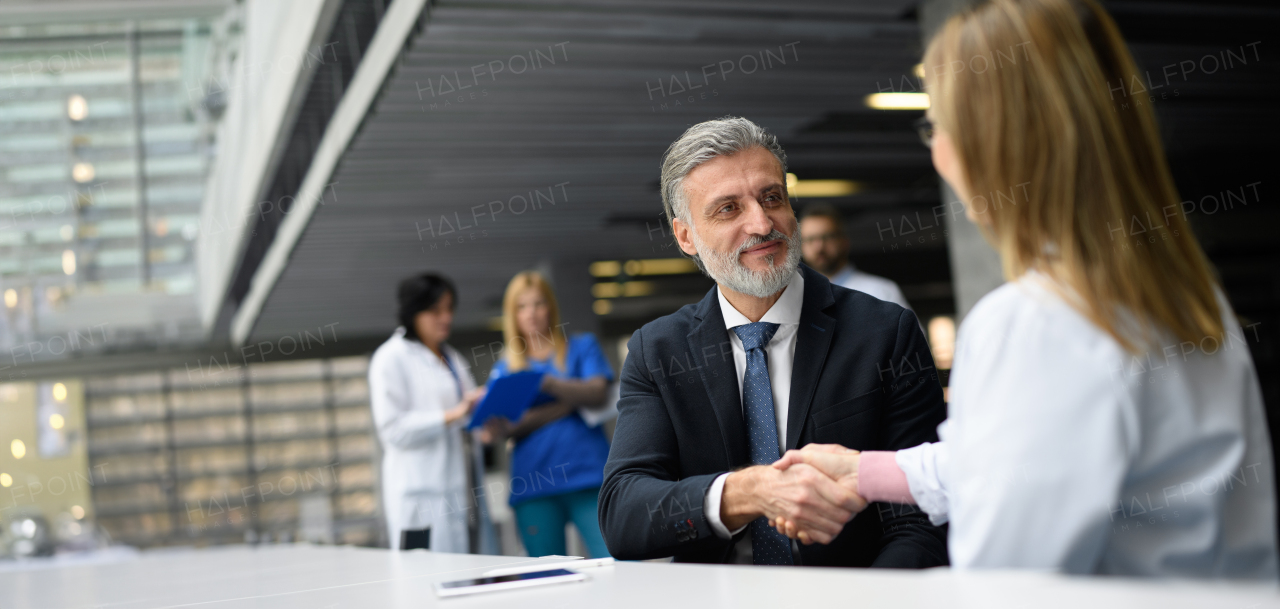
(230, 0, 430, 345)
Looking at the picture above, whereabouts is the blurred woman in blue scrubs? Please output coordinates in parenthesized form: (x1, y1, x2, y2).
(482, 271, 613, 558)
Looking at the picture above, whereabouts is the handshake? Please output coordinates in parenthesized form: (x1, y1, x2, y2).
(720, 444, 867, 545)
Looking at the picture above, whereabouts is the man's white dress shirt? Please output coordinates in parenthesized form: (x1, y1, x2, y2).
(702, 271, 804, 564)
(830, 265, 911, 311)
(894, 273, 1278, 578)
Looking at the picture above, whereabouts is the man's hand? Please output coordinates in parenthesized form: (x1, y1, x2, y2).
(769, 444, 866, 543)
(720, 463, 865, 545)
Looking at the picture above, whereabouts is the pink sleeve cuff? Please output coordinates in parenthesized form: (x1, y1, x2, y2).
(859, 451, 915, 504)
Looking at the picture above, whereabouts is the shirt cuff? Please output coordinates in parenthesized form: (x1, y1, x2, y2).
(895, 442, 951, 525)
(704, 473, 749, 539)
(858, 451, 914, 504)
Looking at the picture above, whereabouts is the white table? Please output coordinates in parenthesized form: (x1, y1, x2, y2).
(2, 545, 1276, 608)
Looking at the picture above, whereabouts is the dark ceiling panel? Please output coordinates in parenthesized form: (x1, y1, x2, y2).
(247, 0, 1278, 376)
(249, 0, 938, 341)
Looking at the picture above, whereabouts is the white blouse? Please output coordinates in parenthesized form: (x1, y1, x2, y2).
(895, 274, 1278, 579)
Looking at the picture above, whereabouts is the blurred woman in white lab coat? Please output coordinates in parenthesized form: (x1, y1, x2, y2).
(369, 273, 494, 552)
(773, 0, 1277, 579)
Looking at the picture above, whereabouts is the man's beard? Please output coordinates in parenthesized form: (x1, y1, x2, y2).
(691, 222, 802, 298)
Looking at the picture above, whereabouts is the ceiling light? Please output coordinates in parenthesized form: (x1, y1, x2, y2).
(593, 281, 656, 298)
(72, 162, 95, 183)
(790, 180, 860, 198)
(4, 289, 16, 308)
(622, 258, 698, 276)
(11, 439, 25, 459)
(865, 92, 930, 110)
(589, 260, 621, 277)
(591, 283, 621, 299)
(928, 316, 956, 370)
(622, 281, 654, 297)
(67, 94, 88, 121)
(62, 250, 76, 275)
(0, 473, 10, 488)
(53, 383, 67, 401)
(49, 414, 65, 430)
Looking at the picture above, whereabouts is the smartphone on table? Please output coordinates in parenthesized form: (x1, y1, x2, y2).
(433, 568, 587, 598)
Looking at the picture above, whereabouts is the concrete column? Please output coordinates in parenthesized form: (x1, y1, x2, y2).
(538, 258, 600, 340)
(942, 183, 1005, 320)
(922, 0, 1006, 321)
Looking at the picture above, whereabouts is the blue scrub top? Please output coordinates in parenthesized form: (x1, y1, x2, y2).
(488, 333, 614, 506)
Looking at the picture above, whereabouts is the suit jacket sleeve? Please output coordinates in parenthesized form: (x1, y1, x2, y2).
(599, 328, 725, 560)
(869, 307, 950, 568)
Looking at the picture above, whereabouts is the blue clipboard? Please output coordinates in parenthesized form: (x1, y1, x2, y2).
(468, 371, 545, 429)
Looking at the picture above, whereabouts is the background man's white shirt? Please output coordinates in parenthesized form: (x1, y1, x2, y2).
(830, 265, 911, 311)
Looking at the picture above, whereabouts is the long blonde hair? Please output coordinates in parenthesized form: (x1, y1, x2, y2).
(925, 0, 1224, 352)
(501, 271, 568, 371)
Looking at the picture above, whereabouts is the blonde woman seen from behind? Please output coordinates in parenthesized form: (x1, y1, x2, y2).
(774, 0, 1277, 579)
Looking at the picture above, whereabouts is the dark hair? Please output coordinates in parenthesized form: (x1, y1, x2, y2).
(397, 273, 457, 342)
(799, 203, 846, 237)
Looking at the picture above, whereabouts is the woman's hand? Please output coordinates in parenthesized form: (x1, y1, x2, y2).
(508, 401, 576, 440)
(478, 416, 514, 444)
(540, 375, 609, 410)
(477, 401, 576, 444)
(770, 444, 865, 543)
(774, 444, 861, 478)
(443, 387, 486, 426)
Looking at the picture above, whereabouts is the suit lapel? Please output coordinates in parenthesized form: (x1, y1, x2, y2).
(688, 289, 749, 468)
(786, 266, 836, 450)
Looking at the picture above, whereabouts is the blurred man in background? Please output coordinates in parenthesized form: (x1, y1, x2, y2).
(799, 204, 911, 311)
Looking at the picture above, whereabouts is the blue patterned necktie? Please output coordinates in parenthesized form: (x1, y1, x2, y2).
(732, 321, 794, 566)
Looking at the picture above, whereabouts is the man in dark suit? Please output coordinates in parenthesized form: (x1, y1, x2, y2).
(599, 117, 948, 567)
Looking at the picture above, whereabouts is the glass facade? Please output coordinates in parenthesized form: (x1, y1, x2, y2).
(0, 18, 234, 358)
(85, 356, 379, 548)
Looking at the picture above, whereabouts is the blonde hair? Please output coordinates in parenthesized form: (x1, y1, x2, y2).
(501, 271, 568, 371)
(924, 0, 1224, 352)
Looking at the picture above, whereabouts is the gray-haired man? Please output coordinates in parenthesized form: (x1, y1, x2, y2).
(598, 117, 949, 567)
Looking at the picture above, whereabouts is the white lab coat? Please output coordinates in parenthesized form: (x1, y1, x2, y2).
(893, 273, 1277, 578)
(369, 328, 496, 553)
